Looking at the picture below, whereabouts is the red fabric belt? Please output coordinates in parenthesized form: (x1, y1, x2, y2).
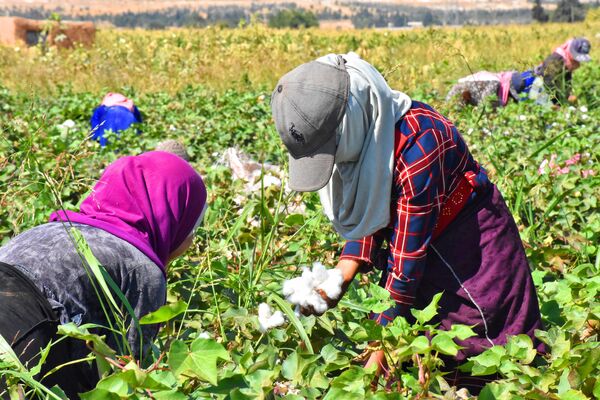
(432, 175, 473, 240)
(393, 125, 475, 241)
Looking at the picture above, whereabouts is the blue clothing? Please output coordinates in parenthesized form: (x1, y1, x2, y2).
(517, 70, 537, 100)
(90, 105, 142, 147)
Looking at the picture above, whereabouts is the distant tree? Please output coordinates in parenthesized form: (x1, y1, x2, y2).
(552, 0, 586, 22)
(392, 12, 408, 27)
(422, 11, 439, 26)
(268, 9, 319, 28)
(532, 0, 549, 22)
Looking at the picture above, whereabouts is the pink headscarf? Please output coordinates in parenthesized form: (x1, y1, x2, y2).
(101, 93, 135, 112)
(457, 71, 513, 106)
(497, 71, 514, 106)
(49, 151, 207, 272)
(554, 39, 579, 71)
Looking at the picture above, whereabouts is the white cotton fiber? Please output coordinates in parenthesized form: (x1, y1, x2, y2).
(317, 268, 344, 300)
(281, 262, 344, 314)
(311, 262, 329, 285)
(258, 302, 286, 333)
(267, 310, 285, 329)
(283, 276, 313, 306)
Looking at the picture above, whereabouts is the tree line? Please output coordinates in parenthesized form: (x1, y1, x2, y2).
(0, 0, 595, 30)
(532, 0, 589, 23)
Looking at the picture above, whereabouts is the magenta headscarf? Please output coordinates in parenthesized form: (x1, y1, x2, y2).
(49, 151, 207, 272)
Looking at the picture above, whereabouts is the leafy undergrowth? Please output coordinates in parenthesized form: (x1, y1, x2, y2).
(0, 42, 599, 400)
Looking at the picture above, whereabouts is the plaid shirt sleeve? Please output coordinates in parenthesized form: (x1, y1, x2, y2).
(372, 127, 446, 325)
(340, 232, 385, 268)
(341, 126, 449, 326)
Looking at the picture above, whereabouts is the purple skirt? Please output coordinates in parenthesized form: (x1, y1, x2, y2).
(415, 184, 545, 361)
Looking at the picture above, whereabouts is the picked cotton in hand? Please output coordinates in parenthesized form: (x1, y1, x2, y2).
(317, 268, 344, 300)
(258, 303, 285, 332)
(282, 262, 344, 314)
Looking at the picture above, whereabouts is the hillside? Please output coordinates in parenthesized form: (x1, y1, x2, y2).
(1, 0, 587, 15)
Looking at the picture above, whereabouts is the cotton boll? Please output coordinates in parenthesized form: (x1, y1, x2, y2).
(258, 303, 286, 332)
(267, 310, 285, 329)
(311, 262, 329, 285)
(198, 331, 211, 339)
(258, 303, 272, 319)
(318, 269, 344, 300)
(282, 262, 343, 315)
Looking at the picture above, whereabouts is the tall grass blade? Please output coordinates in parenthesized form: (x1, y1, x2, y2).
(71, 228, 121, 316)
(269, 293, 314, 354)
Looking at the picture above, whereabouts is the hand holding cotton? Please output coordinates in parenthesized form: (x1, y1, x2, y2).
(282, 262, 344, 315)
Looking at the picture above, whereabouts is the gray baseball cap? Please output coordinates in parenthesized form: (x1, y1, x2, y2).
(271, 56, 349, 192)
(570, 37, 592, 63)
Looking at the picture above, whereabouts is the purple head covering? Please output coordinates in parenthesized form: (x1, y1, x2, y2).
(49, 151, 207, 272)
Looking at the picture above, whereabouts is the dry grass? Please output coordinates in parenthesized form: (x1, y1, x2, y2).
(0, 20, 598, 97)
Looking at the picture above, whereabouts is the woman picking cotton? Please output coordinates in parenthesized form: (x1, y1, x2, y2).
(535, 37, 592, 104)
(0, 151, 206, 398)
(90, 92, 143, 147)
(271, 53, 544, 393)
(446, 70, 535, 107)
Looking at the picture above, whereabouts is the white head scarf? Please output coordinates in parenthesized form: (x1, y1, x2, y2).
(317, 52, 412, 240)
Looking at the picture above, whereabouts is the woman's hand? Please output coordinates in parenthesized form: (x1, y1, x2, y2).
(299, 259, 363, 316)
(365, 348, 388, 390)
(365, 349, 387, 375)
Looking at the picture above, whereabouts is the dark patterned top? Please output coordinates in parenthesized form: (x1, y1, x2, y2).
(339, 101, 490, 325)
(0, 222, 166, 359)
(446, 80, 501, 106)
(535, 52, 573, 104)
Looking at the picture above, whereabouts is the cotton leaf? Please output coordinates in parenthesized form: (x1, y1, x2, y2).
(411, 292, 443, 325)
(168, 338, 230, 385)
(139, 301, 187, 325)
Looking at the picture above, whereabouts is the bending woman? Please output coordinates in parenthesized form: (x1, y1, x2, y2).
(535, 37, 592, 104)
(0, 151, 206, 398)
(90, 92, 143, 147)
(271, 53, 544, 392)
(446, 70, 535, 107)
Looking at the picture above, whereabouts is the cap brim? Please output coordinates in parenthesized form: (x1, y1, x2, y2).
(288, 134, 336, 192)
(574, 54, 591, 63)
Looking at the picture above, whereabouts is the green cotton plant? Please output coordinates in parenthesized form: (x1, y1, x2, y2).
(463, 330, 600, 399)
(0, 334, 67, 400)
(343, 292, 478, 397)
(1, 25, 599, 398)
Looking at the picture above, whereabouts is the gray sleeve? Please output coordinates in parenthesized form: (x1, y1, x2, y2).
(122, 264, 167, 359)
(0, 223, 167, 360)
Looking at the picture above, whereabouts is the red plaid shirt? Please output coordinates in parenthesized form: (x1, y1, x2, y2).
(340, 101, 489, 325)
